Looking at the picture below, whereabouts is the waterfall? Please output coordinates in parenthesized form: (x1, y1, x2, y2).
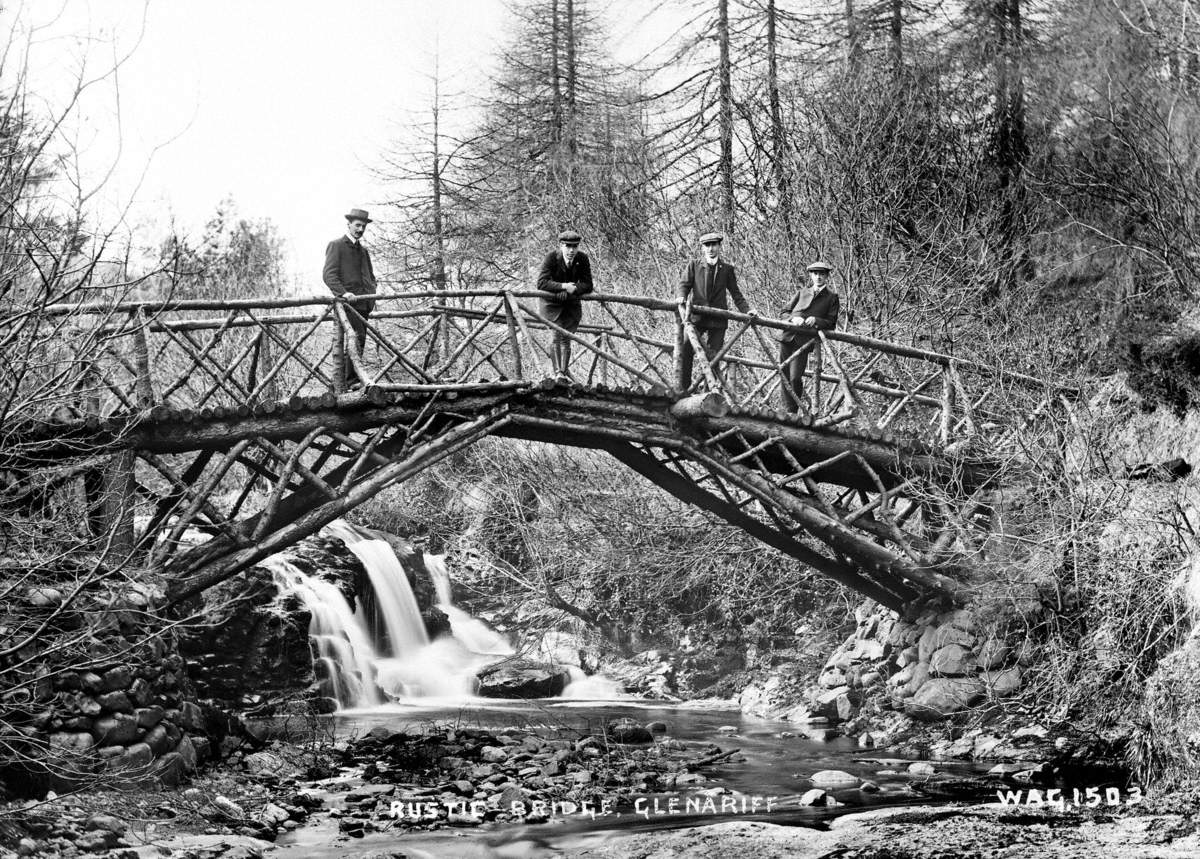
(271, 519, 620, 708)
(266, 557, 382, 709)
(322, 519, 429, 656)
(425, 554, 514, 656)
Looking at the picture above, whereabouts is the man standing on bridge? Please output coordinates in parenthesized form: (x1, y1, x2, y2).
(677, 232, 751, 389)
(323, 208, 377, 388)
(779, 259, 840, 412)
(536, 229, 594, 380)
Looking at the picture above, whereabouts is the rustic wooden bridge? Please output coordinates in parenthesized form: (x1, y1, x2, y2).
(4, 289, 1065, 615)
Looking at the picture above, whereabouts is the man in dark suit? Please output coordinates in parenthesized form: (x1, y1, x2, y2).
(536, 229, 594, 379)
(779, 260, 841, 411)
(323, 208, 377, 387)
(677, 232, 751, 388)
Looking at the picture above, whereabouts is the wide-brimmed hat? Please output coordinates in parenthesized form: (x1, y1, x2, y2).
(344, 208, 373, 223)
(558, 229, 582, 245)
(807, 260, 833, 272)
(699, 232, 724, 245)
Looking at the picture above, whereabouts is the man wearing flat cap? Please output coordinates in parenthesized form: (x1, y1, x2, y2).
(536, 229, 594, 379)
(779, 259, 840, 411)
(323, 208, 377, 388)
(677, 232, 751, 388)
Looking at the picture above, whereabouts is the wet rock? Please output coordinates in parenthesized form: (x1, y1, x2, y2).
(907, 762, 936, 776)
(809, 769, 859, 789)
(646, 721, 668, 733)
(475, 659, 571, 698)
(799, 789, 827, 806)
(608, 719, 653, 744)
(74, 830, 115, 852)
(259, 803, 291, 827)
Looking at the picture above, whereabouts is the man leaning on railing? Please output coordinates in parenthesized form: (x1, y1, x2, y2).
(536, 229, 594, 381)
(779, 260, 840, 412)
(677, 231, 753, 389)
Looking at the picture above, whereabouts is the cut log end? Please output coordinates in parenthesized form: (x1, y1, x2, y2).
(671, 392, 730, 420)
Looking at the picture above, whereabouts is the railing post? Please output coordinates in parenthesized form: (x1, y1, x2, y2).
(502, 291, 524, 380)
(810, 340, 823, 413)
(132, 307, 155, 408)
(940, 365, 956, 445)
(674, 298, 690, 392)
(331, 301, 346, 394)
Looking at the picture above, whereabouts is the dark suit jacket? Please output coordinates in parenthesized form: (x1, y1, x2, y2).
(679, 259, 749, 329)
(323, 236, 377, 312)
(536, 250, 594, 303)
(780, 286, 840, 344)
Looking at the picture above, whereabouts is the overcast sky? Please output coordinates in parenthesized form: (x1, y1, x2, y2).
(17, 1, 557, 286)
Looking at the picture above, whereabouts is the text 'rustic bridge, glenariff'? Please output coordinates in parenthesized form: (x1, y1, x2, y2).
(5, 290, 1066, 614)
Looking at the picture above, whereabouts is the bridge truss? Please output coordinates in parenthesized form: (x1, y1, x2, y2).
(3, 290, 1066, 614)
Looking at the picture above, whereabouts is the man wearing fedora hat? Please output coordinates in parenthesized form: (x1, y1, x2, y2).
(323, 208, 378, 387)
(779, 259, 840, 411)
(677, 232, 751, 388)
(536, 229, 594, 379)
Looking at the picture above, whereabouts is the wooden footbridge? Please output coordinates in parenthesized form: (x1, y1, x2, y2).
(3, 290, 1064, 614)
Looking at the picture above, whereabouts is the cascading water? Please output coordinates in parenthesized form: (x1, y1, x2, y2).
(271, 518, 620, 708)
(425, 554, 514, 656)
(266, 557, 382, 708)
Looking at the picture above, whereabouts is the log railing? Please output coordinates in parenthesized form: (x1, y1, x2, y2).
(9, 288, 1064, 453)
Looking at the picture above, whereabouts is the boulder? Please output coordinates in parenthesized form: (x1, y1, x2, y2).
(93, 713, 140, 746)
(809, 769, 859, 788)
(929, 644, 974, 677)
(905, 678, 986, 722)
(981, 667, 1022, 697)
(812, 686, 859, 722)
(97, 691, 133, 713)
(607, 719, 652, 744)
(101, 666, 133, 693)
(475, 659, 571, 699)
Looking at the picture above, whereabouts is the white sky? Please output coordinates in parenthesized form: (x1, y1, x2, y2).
(15, 1, 514, 287)
(10, 0, 687, 289)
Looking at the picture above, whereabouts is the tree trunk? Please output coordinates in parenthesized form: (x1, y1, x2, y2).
(986, 0, 1030, 300)
(431, 59, 447, 290)
(846, 0, 862, 72)
(551, 0, 563, 143)
(718, 0, 735, 237)
(565, 0, 578, 155)
(766, 0, 795, 257)
(890, 0, 903, 72)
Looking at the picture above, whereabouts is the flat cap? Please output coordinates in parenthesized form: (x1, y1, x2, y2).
(699, 232, 724, 245)
(807, 260, 833, 272)
(558, 229, 583, 244)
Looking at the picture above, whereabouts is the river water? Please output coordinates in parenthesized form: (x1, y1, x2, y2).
(272, 698, 996, 858)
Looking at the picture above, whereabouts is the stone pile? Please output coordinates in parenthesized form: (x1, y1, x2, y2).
(14, 652, 212, 795)
(741, 601, 1028, 730)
